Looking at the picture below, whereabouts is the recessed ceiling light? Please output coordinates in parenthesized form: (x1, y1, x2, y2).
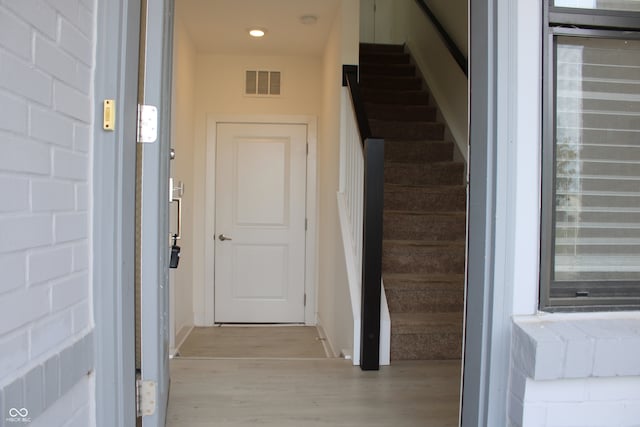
(248, 28, 266, 38)
(299, 15, 318, 25)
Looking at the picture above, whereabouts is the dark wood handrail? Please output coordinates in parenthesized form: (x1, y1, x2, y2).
(343, 65, 372, 142)
(415, 0, 468, 77)
(343, 65, 384, 371)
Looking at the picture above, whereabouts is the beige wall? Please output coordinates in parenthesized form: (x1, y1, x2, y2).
(171, 17, 197, 344)
(317, 0, 360, 357)
(416, 0, 467, 57)
(195, 55, 322, 116)
(360, 0, 413, 45)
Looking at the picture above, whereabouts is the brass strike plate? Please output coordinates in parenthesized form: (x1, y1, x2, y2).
(103, 99, 115, 130)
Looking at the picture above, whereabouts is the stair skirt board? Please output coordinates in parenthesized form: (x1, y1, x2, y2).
(360, 43, 466, 361)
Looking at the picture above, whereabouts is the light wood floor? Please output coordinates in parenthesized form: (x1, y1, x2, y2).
(166, 358, 461, 427)
(177, 326, 327, 359)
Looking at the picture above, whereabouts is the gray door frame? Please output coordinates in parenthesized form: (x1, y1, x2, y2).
(93, 0, 175, 425)
(462, 0, 512, 425)
(93, 0, 141, 425)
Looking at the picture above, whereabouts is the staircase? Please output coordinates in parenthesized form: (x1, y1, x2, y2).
(359, 43, 465, 360)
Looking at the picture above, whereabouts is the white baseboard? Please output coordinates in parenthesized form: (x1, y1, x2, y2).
(170, 325, 194, 358)
(315, 318, 338, 358)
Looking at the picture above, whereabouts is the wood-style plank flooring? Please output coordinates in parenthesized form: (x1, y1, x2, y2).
(166, 358, 461, 426)
(177, 326, 327, 359)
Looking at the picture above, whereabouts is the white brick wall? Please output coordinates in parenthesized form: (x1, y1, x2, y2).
(514, 376, 640, 427)
(0, 0, 95, 425)
(27, 373, 94, 427)
(510, 314, 640, 427)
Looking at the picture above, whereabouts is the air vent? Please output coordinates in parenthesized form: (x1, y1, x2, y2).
(245, 70, 281, 96)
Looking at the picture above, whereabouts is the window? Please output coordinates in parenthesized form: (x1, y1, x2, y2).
(554, 0, 640, 12)
(541, 0, 640, 310)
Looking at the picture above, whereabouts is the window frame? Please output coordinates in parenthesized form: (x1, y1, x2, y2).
(551, 7, 640, 31)
(540, 0, 640, 311)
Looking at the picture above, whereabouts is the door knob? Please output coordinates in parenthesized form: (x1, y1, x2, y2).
(218, 234, 233, 241)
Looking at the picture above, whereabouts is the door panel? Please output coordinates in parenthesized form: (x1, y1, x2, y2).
(215, 123, 307, 323)
(235, 140, 288, 225)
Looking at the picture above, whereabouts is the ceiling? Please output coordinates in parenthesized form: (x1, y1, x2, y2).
(175, 0, 342, 56)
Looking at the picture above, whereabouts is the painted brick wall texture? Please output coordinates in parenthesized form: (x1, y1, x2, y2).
(0, 0, 95, 426)
(510, 316, 640, 427)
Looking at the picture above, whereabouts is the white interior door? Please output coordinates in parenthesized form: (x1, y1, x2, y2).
(214, 123, 307, 323)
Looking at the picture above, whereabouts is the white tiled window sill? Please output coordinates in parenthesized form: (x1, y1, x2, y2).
(512, 312, 640, 380)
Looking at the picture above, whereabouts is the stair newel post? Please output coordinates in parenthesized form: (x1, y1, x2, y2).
(343, 64, 385, 370)
(360, 137, 385, 371)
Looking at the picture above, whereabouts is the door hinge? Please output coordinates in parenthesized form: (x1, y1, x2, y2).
(305, 218, 308, 231)
(137, 104, 158, 143)
(304, 293, 307, 306)
(306, 142, 309, 155)
(136, 379, 157, 417)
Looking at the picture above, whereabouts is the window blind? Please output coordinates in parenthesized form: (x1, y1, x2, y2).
(553, 36, 640, 287)
(554, 0, 640, 12)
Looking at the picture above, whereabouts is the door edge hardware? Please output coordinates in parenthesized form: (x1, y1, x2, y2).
(170, 234, 181, 269)
(137, 104, 158, 143)
(103, 99, 115, 131)
(136, 379, 157, 417)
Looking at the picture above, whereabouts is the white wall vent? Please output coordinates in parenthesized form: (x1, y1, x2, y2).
(245, 70, 281, 96)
